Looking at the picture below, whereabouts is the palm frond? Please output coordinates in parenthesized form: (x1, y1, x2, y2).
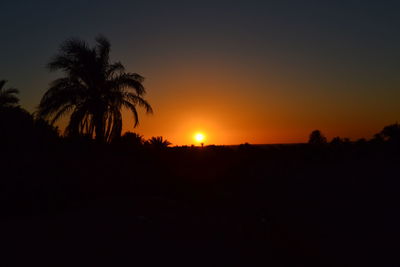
(4, 88, 19, 95)
(0, 80, 7, 89)
(107, 62, 125, 76)
(65, 107, 91, 137)
(0, 95, 19, 106)
(122, 100, 140, 127)
(49, 104, 74, 124)
(105, 107, 122, 142)
(95, 35, 111, 66)
(0, 80, 19, 107)
(124, 92, 153, 114)
(48, 38, 88, 71)
(111, 73, 146, 95)
(147, 136, 171, 148)
(38, 79, 85, 118)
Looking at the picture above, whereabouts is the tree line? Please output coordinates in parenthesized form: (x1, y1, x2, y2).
(308, 126, 400, 146)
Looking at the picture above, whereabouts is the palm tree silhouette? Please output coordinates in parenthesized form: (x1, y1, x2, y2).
(0, 80, 19, 107)
(38, 35, 153, 143)
(146, 136, 171, 148)
(118, 131, 145, 147)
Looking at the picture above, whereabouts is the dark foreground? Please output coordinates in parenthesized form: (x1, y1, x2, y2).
(1, 138, 400, 266)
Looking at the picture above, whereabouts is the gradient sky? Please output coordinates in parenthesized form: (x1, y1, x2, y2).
(1, 0, 400, 145)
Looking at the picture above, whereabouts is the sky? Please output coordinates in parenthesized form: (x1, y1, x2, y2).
(1, 0, 400, 145)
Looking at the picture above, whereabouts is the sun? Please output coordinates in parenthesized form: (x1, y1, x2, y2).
(194, 132, 205, 143)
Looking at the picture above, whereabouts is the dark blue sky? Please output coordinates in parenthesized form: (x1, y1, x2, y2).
(1, 0, 400, 144)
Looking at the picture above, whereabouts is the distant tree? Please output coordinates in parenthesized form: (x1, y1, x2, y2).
(330, 136, 343, 145)
(0, 80, 19, 108)
(38, 35, 152, 143)
(308, 130, 327, 145)
(342, 138, 351, 143)
(146, 136, 171, 149)
(117, 131, 145, 147)
(370, 133, 384, 144)
(355, 138, 367, 145)
(380, 123, 400, 144)
(239, 142, 252, 149)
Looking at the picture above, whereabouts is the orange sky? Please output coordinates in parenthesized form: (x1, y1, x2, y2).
(120, 59, 400, 146)
(14, 52, 400, 146)
(3, 2, 400, 146)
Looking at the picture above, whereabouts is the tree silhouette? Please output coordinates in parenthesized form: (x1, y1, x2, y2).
(0, 80, 19, 107)
(370, 133, 384, 144)
(330, 136, 343, 145)
(146, 136, 171, 148)
(38, 35, 152, 143)
(379, 123, 400, 144)
(308, 130, 327, 145)
(0, 105, 58, 149)
(117, 131, 145, 147)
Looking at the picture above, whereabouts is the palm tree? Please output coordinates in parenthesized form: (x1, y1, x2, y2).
(38, 35, 153, 143)
(0, 80, 19, 108)
(146, 136, 171, 148)
(118, 131, 145, 147)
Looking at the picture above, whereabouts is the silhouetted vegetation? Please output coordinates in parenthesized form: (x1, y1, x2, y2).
(37, 36, 152, 143)
(114, 131, 145, 148)
(379, 123, 400, 145)
(146, 136, 171, 149)
(0, 100, 58, 151)
(0, 80, 19, 107)
(308, 129, 327, 145)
